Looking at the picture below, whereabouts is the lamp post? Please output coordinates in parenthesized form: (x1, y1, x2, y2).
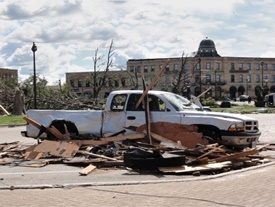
(31, 42, 37, 109)
(261, 62, 264, 88)
(214, 69, 217, 100)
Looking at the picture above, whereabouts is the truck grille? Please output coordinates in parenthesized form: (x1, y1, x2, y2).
(245, 121, 259, 132)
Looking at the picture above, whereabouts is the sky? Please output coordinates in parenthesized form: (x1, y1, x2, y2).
(0, 0, 275, 85)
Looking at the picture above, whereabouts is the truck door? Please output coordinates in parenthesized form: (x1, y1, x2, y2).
(102, 94, 127, 137)
(125, 94, 177, 130)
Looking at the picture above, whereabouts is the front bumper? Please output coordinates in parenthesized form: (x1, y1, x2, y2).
(220, 131, 261, 148)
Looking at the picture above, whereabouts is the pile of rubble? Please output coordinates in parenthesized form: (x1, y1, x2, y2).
(0, 120, 273, 176)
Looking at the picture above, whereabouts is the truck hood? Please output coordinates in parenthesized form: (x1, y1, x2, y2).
(180, 110, 257, 122)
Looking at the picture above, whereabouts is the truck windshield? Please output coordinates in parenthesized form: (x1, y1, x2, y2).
(162, 93, 200, 111)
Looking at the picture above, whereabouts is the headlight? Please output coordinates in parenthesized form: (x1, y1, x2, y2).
(228, 122, 245, 132)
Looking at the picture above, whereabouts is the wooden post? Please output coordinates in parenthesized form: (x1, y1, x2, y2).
(135, 59, 170, 109)
(142, 76, 152, 144)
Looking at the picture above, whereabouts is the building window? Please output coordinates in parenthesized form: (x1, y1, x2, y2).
(263, 64, 268, 70)
(195, 75, 200, 82)
(239, 75, 243, 83)
(231, 75, 235, 82)
(130, 66, 134, 72)
(272, 64, 275, 71)
(216, 74, 221, 83)
(86, 80, 90, 87)
(255, 64, 260, 70)
(246, 75, 251, 82)
(165, 65, 170, 72)
(256, 75, 260, 82)
(246, 63, 251, 70)
(184, 63, 188, 71)
(151, 65, 155, 72)
(196, 61, 200, 70)
(206, 62, 211, 70)
(231, 63, 235, 70)
(144, 66, 148, 73)
(136, 66, 141, 73)
(206, 74, 211, 82)
(78, 80, 82, 87)
(272, 75, 275, 82)
(114, 80, 119, 87)
(121, 78, 126, 86)
(70, 80, 75, 87)
(159, 64, 163, 69)
(173, 64, 178, 71)
(239, 64, 243, 70)
(215, 62, 220, 70)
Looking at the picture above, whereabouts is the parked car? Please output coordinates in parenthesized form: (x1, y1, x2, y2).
(234, 95, 251, 102)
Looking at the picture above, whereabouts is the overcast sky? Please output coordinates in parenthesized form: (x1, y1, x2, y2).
(0, 0, 274, 85)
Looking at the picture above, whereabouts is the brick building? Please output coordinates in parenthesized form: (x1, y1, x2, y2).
(67, 38, 275, 100)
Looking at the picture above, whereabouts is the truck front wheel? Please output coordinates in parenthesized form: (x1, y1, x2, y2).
(197, 125, 221, 143)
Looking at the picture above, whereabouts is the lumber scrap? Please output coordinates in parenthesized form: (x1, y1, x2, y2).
(213, 148, 259, 163)
(0, 104, 10, 115)
(77, 150, 117, 161)
(158, 161, 232, 174)
(79, 164, 96, 175)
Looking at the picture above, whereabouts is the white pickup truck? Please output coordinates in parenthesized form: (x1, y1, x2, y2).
(22, 90, 261, 148)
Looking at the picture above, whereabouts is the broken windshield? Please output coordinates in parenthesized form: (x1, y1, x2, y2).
(161, 93, 200, 111)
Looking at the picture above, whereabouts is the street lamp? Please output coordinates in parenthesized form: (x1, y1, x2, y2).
(31, 42, 37, 109)
(214, 69, 217, 100)
(261, 62, 264, 88)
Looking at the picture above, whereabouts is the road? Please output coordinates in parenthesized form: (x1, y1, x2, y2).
(0, 113, 275, 207)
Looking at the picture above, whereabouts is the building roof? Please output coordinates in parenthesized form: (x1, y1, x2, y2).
(195, 37, 220, 58)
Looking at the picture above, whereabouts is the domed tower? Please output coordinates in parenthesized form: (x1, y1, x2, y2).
(195, 37, 220, 57)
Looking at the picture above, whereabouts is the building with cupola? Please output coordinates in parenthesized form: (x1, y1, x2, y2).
(66, 37, 275, 100)
(127, 37, 275, 100)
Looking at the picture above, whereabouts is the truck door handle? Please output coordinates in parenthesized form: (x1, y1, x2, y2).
(127, 116, 136, 120)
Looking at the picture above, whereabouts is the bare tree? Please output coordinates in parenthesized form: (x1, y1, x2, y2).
(171, 51, 199, 97)
(91, 40, 114, 100)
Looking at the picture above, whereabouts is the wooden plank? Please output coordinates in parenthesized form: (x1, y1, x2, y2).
(142, 76, 152, 144)
(0, 104, 10, 115)
(77, 150, 117, 161)
(147, 131, 184, 149)
(158, 161, 232, 173)
(135, 59, 170, 109)
(47, 126, 64, 140)
(213, 149, 259, 163)
(79, 164, 96, 176)
(23, 116, 42, 129)
(196, 145, 224, 160)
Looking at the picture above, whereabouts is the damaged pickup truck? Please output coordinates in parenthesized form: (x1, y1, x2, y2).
(22, 90, 261, 148)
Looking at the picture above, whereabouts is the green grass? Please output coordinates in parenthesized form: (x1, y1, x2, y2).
(211, 105, 275, 114)
(0, 115, 26, 125)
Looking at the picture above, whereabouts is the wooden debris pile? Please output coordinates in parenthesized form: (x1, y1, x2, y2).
(0, 126, 272, 176)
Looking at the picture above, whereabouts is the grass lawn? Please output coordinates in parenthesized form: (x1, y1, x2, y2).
(211, 105, 275, 114)
(0, 115, 26, 125)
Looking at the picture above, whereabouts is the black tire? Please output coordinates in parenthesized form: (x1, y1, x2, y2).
(197, 125, 221, 143)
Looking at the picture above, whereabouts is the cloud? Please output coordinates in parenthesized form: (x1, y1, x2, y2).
(0, 0, 274, 85)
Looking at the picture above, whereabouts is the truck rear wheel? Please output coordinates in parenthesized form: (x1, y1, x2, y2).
(47, 120, 79, 140)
